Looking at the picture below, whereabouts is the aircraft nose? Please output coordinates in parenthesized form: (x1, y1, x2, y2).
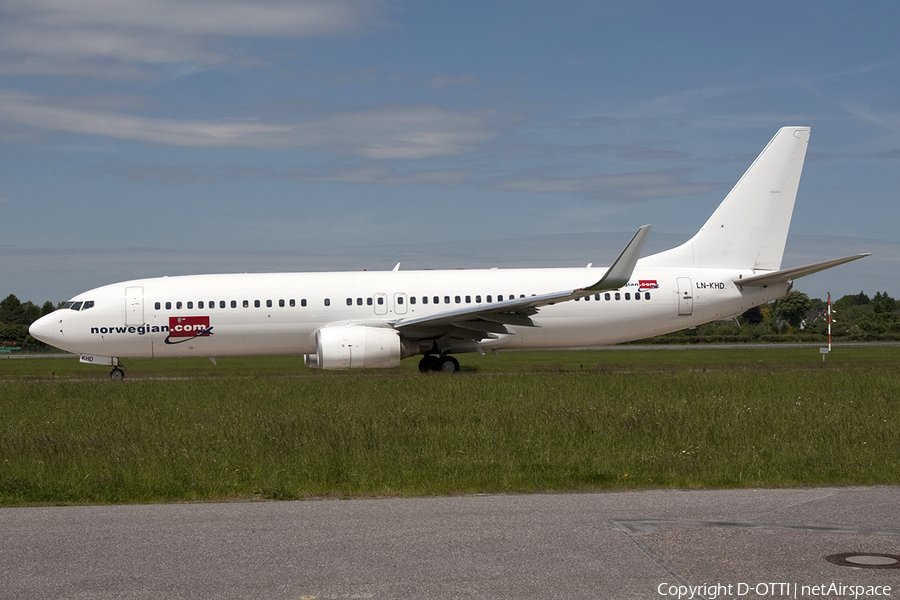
(29, 313, 63, 346)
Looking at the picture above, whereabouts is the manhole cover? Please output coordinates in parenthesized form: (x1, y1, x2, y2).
(826, 553, 900, 569)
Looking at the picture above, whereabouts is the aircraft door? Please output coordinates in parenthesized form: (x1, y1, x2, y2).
(125, 286, 144, 326)
(373, 293, 388, 315)
(676, 278, 693, 316)
(393, 292, 408, 315)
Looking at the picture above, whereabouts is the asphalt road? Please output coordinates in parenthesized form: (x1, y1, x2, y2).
(2, 487, 899, 599)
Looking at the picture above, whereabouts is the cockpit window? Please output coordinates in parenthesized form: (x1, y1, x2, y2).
(61, 300, 94, 311)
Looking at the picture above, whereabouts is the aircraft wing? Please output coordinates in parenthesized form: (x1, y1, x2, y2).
(734, 253, 871, 288)
(394, 225, 651, 341)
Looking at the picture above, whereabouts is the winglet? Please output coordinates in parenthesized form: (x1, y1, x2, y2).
(586, 225, 651, 292)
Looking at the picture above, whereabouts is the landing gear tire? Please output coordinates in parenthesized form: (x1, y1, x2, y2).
(418, 355, 441, 373)
(439, 356, 460, 373)
(418, 355, 459, 373)
(110, 368, 125, 380)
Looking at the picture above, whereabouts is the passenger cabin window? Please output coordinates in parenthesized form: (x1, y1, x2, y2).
(155, 302, 161, 310)
(166, 302, 172, 310)
(324, 298, 330, 306)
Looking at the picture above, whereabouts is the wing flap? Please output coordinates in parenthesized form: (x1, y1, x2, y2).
(451, 320, 513, 335)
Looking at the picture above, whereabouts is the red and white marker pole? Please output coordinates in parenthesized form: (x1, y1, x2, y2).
(821, 292, 833, 360)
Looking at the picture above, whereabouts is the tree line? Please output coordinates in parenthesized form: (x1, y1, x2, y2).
(0, 295, 57, 351)
(2, 291, 900, 352)
(654, 290, 900, 344)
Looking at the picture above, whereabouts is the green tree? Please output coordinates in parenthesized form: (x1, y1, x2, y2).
(834, 291, 870, 310)
(872, 291, 899, 314)
(1, 294, 55, 348)
(774, 291, 813, 328)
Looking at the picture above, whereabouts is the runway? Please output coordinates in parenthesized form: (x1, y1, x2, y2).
(2, 487, 899, 599)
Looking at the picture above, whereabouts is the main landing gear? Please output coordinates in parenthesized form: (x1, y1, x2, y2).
(110, 365, 125, 380)
(418, 354, 460, 373)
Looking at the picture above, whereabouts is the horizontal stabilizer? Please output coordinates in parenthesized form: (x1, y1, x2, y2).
(734, 254, 871, 288)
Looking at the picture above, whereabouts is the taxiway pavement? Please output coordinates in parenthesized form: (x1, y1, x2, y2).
(2, 486, 899, 599)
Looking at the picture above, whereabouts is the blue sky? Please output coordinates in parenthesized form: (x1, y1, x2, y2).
(2, 0, 898, 303)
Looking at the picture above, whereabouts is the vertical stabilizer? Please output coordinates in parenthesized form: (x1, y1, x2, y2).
(645, 127, 810, 271)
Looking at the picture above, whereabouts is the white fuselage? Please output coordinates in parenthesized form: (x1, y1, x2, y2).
(28, 127, 865, 373)
(32, 262, 787, 361)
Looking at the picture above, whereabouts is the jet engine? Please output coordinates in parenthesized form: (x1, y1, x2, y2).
(303, 325, 416, 369)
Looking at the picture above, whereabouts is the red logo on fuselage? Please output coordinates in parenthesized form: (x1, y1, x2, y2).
(167, 316, 212, 338)
(639, 280, 659, 291)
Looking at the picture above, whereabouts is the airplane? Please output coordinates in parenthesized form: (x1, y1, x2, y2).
(29, 126, 869, 378)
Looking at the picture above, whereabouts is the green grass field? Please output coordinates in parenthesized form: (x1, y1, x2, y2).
(1, 346, 899, 506)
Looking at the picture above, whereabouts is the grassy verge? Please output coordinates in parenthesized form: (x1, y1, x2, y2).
(1, 347, 899, 505)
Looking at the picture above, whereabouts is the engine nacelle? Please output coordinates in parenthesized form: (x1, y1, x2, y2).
(304, 326, 413, 370)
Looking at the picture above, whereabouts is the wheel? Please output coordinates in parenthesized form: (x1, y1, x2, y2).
(439, 356, 460, 373)
(418, 355, 441, 373)
(110, 368, 125, 380)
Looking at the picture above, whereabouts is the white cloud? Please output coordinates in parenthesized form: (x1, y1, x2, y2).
(0, 0, 387, 75)
(495, 170, 714, 201)
(307, 106, 495, 159)
(0, 90, 496, 157)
